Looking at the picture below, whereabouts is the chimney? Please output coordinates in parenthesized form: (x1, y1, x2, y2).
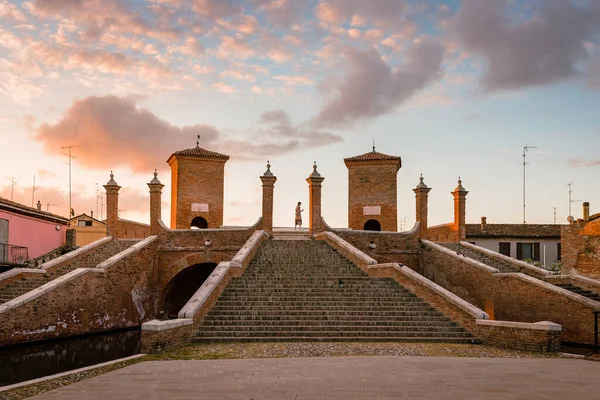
(583, 202, 590, 222)
(481, 216, 487, 230)
(91, 210, 94, 219)
(36, 200, 41, 211)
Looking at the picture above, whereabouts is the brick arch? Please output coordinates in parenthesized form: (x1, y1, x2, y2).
(159, 251, 228, 295)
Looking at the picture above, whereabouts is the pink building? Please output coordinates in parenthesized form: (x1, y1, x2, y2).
(0, 197, 68, 264)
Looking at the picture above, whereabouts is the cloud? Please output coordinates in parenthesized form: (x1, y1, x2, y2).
(569, 159, 600, 168)
(312, 39, 445, 128)
(34, 95, 343, 172)
(316, 0, 409, 30)
(192, 0, 240, 18)
(452, 0, 600, 91)
(0, 1, 27, 22)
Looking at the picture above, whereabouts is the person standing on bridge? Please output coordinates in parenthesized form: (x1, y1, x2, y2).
(294, 202, 304, 230)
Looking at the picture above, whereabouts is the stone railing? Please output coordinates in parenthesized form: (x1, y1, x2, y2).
(140, 231, 269, 353)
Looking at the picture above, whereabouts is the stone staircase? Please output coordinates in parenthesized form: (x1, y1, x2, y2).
(553, 283, 600, 302)
(195, 240, 476, 343)
(441, 243, 520, 273)
(0, 239, 138, 304)
(271, 229, 310, 241)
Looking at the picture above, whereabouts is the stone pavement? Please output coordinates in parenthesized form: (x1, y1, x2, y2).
(29, 356, 599, 399)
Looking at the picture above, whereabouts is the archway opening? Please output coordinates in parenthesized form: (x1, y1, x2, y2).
(163, 262, 218, 318)
(364, 219, 381, 231)
(191, 216, 208, 229)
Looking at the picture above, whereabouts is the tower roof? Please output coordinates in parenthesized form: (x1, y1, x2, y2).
(344, 150, 401, 170)
(170, 146, 229, 160)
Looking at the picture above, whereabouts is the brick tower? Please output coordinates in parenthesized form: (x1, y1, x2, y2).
(167, 143, 229, 229)
(344, 147, 401, 232)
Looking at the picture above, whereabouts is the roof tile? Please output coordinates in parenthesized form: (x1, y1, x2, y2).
(171, 146, 229, 159)
(466, 224, 562, 239)
(344, 151, 401, 163)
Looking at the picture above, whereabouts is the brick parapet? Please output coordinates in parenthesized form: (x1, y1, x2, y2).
(260, 175, 276, 233)
(0, 236, 159, 346)
(307, 175, 325, 235)
(422, 240, 600, 344)
(475, 320, 562, 352)
(413, 186, 431, 240)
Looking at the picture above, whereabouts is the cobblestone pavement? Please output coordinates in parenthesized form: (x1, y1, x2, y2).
(28, 356, 599, 400)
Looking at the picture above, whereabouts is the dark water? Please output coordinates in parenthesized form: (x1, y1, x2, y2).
(0, 328, 140, 387)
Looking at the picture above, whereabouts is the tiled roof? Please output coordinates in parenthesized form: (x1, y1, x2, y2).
(170, 146, 229, 159)
(70, 213, 106, 225)
(344, 151, 401, 164)
(590, 213, 600, 222)
(466, 224, 562, 239)
(0, 196, 68, 224)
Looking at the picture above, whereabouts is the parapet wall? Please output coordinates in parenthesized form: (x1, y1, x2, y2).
(0, 236, 159, 346)
(422, 240, 600, 344)
(331, 223, 421, 272)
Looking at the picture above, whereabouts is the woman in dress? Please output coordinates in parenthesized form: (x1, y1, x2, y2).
(294, 202, 304, 230)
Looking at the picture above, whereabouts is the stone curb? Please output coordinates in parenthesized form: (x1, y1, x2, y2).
(96, 236, 157, 270)
(476, 319, 562, 332)
(422, 240, 498, 274)
(0, 354, 145, 393)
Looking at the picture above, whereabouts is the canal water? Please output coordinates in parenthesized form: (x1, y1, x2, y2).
(0, 328, 140, 387)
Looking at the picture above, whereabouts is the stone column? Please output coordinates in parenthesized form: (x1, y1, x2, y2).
(413, 175, 431, 239)
(147, 169, 164, 235)
(452, 178, 468, 242)
(260, 162, 277, 233)
(103, 171, 121, 238)
(306, 162, 325, 235)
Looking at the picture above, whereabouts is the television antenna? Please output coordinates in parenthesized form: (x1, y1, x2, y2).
(46, 202, 58, 212)
(93, 183, 101, 219)
(553, 207, 557, 225)
(5, 177, 17, 201)
(522, 144, 537, 224)
(567, 182, 581, 219)
(31, 175, 39, 207)
(62, 145, 81, 218)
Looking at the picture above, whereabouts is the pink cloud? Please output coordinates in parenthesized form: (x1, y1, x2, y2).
(569, 159, 600, 167)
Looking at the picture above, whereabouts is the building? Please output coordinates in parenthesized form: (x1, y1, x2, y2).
(167, 144, 229, 229)
(69, 213, 107, 246)
(344, 148, 401, 232)
(466, 217, 562, 267)
(561, 202, 600, 277)
(0, 197, 68, 264)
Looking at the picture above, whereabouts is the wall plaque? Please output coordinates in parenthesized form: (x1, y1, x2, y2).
(363, 206, 381, 216)
(191, 203, 209, 212)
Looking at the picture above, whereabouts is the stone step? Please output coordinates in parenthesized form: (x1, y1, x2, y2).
(209, 306, 438, 313)
(199, 326, 468, 334)
(195, 330, 474, 338)
(206, 310, 444, 317)
(193, 337, 477, 343)
(203, 316, 458, 326)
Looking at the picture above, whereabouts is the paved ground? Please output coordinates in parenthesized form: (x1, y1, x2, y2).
(28, 356, 599, 399)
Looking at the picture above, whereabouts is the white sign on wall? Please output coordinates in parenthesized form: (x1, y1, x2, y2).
(191, 203, 209, 212)
(363, 206, 381, 216)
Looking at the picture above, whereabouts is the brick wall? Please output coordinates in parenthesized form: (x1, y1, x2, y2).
(0, 237, 159, 346)
(346, 161, 398, 232)
(422, 241, 599, 344)
(117, 219, 151, 239)
(168, 156, 227, 229)
(476, 321, 562, 352)
(333, 229, 421, 272)
(427, 223, 458, 242)
(562, 219, 600, 278)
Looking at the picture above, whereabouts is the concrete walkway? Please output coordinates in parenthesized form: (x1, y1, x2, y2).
(30, 356, 599, 399)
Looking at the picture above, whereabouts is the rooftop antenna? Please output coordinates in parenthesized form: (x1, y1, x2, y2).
(100, 193, 105, 221)
(46, 202, 57, 212)
(93, 183, 100, 219)
(522, 144, 537, 224)
(553, 207, 557, 225)
(62, 145, 81, 218)
(196, 134, 200, 148)
(372, 139, 375, 152)
(31, 175, 39, 207)
(567, 182, 581, 219)
(5, 177, 16, 201)
(118, 208, 126, 217)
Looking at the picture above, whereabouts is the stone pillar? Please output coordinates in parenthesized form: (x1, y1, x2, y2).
(413, 175, 431, 239)
(147, 169, 164, 235)
(306, 162, 325, 235)
(103, 171, 121, 238)
(583, 202, 590, 222)
(452, 178, 468, 242)
(260, 162, 277, 233)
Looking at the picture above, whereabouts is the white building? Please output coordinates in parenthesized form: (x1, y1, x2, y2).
(466, 217, 562, 268)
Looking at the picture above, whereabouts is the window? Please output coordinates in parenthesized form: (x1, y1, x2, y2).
(78, 220, 92, 227)
(499, 242, 511, 256)
(516, 242, 540, 261)
(557, 243, 561, 261)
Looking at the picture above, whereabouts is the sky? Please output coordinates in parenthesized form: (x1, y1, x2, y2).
(1, 0, 599, 230)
